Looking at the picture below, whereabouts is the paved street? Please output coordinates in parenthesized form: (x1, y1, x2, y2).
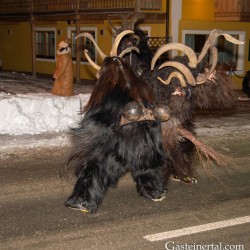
(0, 99, 250, 250)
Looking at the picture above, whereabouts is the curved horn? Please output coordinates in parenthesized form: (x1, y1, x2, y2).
(107, 17, 121, 36)
(121, 13, 134, 30)
(158, 61, 197, 86)
(197, 29, 244, 63)
(157, 72, 187, 88)
(84, 49, 101, 71)
(151, 43, 198, 70)
(196, 47, 218, 84)
(223, 33, 245, 45)
(75, 32, 107, 60)
(118, 47, 140, 58)
(110, 30, 135, 57)
(129, 12, 145, 30)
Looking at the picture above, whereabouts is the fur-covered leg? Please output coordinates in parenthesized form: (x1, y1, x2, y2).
(120, 121, 172, 201)
(160, 118, 197, 184)
(132, 166, 169, 201)
(65, 155, 128, 213)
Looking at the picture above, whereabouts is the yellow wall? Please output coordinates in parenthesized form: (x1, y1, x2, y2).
(0, 22, 32, 72)
(182, 0, 214, 21)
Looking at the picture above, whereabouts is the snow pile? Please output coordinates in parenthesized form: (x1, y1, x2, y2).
(0, 92, 90, 135)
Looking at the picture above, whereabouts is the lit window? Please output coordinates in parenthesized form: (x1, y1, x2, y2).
(36, 30, 55, 59)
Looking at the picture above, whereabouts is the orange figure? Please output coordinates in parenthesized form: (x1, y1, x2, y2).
(52, 39, 74, 96)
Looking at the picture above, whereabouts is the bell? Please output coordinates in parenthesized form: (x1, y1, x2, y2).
(153, 105, 170, 121)
(123, 101, 143, 121)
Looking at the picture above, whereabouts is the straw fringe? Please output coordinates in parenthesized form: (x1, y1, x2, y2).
(177, 126, 233, 178)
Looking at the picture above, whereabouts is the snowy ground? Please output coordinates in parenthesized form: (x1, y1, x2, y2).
(0, 72, 93, 151)
(0, 71, 250, 153)
(0, 72, 94, 135)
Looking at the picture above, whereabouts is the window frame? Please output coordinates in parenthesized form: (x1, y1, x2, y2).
(182, 30, 245, 74)
(35, 27, 56, 62)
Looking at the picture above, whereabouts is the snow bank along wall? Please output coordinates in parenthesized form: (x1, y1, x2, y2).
(0, 92, 90, 135)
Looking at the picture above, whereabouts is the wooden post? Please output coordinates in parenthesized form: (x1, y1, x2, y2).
(75, 15, 81, 84)
(30, 0, 36, 77)
(166, 0, 170, 41)
(75, 0, 81, 84)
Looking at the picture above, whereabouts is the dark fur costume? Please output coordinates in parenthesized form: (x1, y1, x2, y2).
(115, 19, 239, 181)
(65, 57, 172, 212)
(149, 60, 196, 180)
(120, 35, 198, 180)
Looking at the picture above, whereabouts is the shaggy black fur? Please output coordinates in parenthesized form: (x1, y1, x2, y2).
(65, 57, 172, 212)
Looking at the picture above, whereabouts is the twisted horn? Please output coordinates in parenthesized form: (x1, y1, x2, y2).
(75, 32, 107, 60)
(158, 61, 197, 86)
(197, 29, 244, 63)
(157, 72, 187, 88)
(110, 30, 135, 57)
(151, 43, 198, 70)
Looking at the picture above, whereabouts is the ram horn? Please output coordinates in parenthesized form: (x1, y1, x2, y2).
(119, 47, 140, 58)
(110, 30, 135, 57)
(151, 43, 198, 70)
(107, 17, 121, 36)
(84, 49, 101, 71)
(75, 32, 107, 60)
(158, 61, 197, 86)
(197, 29, 244, 64)
(121, 12, 134, 30)
(196, 47, 218, 84)
(157, 71, 187, 88)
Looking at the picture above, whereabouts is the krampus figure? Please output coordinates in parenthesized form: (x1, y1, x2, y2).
(65, 31, 172, 213)
(108, 13, 244, 183)
(149, 30, 243, 181)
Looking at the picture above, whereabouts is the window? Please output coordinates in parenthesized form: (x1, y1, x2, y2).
(36, 29, 56, 60)
(68, 28, 96, 63)
(183, 30, 245, 73)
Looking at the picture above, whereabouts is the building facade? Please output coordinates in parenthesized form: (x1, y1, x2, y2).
(0, 0, 167, 83)
(0, 0, 250, 88)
